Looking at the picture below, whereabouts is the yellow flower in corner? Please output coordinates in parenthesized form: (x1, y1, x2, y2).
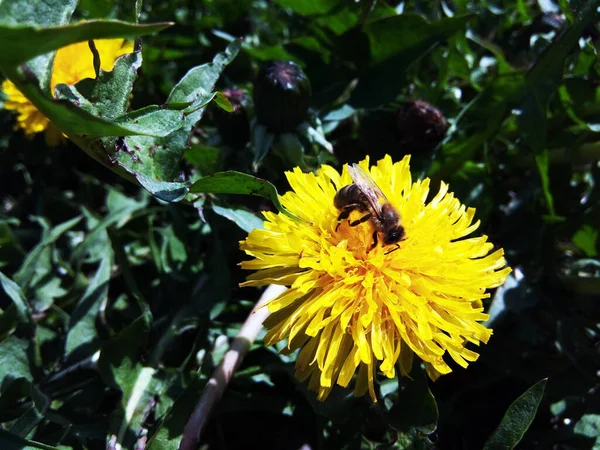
(1, 39, 133, 144)
(240, 155, 511, 402)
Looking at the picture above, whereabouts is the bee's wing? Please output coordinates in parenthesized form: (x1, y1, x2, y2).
(348, 164, 387, 214)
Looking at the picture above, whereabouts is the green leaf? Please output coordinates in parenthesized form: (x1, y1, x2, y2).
(190, 171, 299, 220)
(136, 175, 189, 203)
(167, 39, 242, 111)
(350, 14, 472, 107)
(64, 246, 113, 362)
(212, 204, 265, 232)
(323, 104, 356, 121)
(112, 108, 186, 138)
(0, 20, 172, 69)
(483, 379, 547, 450)
(213, 91, 234, 112)
(0, 429, 60, 450)
(0, 335, 33, 385)
(0, 271, 33, 327)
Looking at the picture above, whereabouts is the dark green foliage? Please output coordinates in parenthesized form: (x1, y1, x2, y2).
(1, 0, 599, 449)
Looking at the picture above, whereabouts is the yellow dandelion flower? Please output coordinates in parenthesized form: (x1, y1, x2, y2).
(2, 38, 133, 144)
(240, 155, 511, 402)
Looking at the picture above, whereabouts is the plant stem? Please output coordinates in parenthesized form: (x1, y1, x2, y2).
(178, 284, 287, 450)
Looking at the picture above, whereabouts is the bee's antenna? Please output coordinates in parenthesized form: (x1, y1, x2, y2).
(384, 244, 401, 255)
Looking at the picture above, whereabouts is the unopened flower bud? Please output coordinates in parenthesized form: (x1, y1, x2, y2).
(395, 100, 448, 152)
(253, 61, 311, 133)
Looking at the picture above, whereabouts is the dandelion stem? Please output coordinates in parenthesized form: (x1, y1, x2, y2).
(178, 284, 287, 450)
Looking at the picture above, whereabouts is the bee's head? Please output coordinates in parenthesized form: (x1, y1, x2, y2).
(383, 226, 405, 245)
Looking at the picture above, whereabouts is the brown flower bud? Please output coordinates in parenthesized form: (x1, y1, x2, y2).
(395, 100, 448, 152)
(253, 61, 311, 133)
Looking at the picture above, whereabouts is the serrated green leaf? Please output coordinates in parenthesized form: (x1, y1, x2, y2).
(3, 66, 180, 138)
(167, 39, 242, 111)
(56, 47, 143, 119)
(91, 41, 242, 201)
(190, 171, 299, 220)
(483, 379, 547, 450)
(0, 20, 172, 69)
(0, 271, 33, 327)
(64, 246, 113, 362)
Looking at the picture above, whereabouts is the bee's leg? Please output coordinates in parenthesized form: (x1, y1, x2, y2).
(349, 213, 372, 227)
(370, 231, 378, 249)
(336, 205, 359, 231)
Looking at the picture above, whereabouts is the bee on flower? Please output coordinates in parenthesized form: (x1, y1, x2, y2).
(240, 155, 511, 402)
(1, 39, 133, 145)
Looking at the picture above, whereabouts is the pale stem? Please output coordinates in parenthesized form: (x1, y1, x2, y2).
(178, 284, 288, 450)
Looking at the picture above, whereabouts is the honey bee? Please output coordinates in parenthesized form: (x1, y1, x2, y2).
(334, 164, 405, 251)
